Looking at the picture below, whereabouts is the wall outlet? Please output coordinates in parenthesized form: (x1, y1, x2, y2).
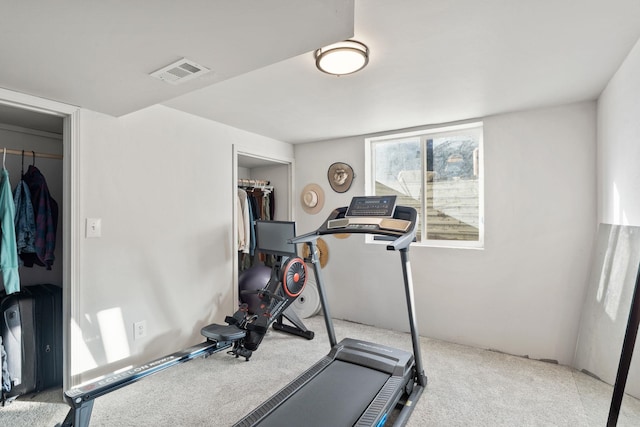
(134, 320, 147, 340)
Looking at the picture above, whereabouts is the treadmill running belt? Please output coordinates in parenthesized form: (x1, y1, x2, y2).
(256, 360, 390, 427)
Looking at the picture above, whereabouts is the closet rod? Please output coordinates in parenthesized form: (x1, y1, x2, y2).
(4, 148, 63, 160)
(238, 178, 270, 187)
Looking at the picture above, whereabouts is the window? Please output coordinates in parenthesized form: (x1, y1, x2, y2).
(366, 122, 483, 248)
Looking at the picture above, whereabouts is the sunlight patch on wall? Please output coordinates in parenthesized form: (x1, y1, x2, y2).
(613, 182, 620, 223)
(612, 182, 629, 225)
(97, 307, 131, 363)
(596, 227, 631, 321)
(70, 319, 97, 376)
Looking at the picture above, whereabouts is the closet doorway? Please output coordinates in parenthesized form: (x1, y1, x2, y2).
(233, 146, 293, 309)
(0, 88, 79, 392)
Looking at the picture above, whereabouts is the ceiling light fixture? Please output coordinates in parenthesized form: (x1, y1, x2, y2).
(314, 40, 369, 76)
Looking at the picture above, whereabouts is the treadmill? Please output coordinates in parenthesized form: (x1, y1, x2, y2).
(234, 196, 427, 427)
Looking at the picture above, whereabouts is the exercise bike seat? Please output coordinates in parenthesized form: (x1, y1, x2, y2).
(201, 324, 246, 342)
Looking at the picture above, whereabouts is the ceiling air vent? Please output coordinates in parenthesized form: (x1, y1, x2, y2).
(149, 58, 211, 85)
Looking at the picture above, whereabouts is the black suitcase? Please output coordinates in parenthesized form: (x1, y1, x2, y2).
(29, 284, 63, 390)
(0, 284, 63, 401)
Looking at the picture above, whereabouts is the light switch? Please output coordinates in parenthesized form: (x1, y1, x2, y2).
(86, 218, 102, 238)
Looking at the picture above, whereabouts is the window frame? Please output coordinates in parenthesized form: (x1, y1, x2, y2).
(365, 122, 484, 249)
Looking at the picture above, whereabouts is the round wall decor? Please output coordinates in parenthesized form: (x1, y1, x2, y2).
(302, 237, 329, 268)
(300, 183, 324, 214)
(327, 162, 354, 193)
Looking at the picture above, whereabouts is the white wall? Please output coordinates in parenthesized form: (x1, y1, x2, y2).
(294, 102, 596, 365)
(72, 105, 293, 383)
(597, 37, 640, 226)
(574, 36, 640, 398)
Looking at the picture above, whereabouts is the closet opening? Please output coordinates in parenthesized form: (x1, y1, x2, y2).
(233, 147, 293, 311)
(0, 89, 79, 396)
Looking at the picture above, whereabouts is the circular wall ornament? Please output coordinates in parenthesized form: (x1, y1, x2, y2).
(327, 162, 354, 193)
(333, 233, 350, 239)
(300, 183, 324, 214)
(302, 237, 329, 268)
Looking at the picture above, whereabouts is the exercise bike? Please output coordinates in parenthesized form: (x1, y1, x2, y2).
(201, 220, 314, 361)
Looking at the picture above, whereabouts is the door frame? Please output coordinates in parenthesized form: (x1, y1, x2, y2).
(0, 88, 80, 390)
(232, 144, 294, 310)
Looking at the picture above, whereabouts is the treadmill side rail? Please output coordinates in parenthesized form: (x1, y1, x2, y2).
(334, 337, 414, 377)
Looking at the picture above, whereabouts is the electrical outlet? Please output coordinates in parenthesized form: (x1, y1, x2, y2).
(134, 320, 147, 340)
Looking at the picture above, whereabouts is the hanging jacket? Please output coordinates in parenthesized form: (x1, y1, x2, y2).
(237, 189, 250, 254)
(13, 179, 36, 256)
(0, 168, 20, 294)
(21, 165, 58, 270)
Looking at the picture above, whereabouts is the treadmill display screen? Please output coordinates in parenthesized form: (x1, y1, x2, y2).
(346, 195, 397, 217)
(255, 220, 297, 257)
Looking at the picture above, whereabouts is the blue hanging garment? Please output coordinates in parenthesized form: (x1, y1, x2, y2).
(0, 167, 20, 294)
(13, 179, 36, 256)
(20, 165, 58, 270)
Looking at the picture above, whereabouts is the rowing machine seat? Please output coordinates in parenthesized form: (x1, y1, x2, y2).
(201, 324, 246, 342)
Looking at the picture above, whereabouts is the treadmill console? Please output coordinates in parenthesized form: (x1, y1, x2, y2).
(291, 197, 417, 250)
(327, 196, 411, 234)
(346, 195, 397, 217)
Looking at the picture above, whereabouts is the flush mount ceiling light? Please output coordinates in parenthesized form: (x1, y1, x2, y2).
(314, 40, 369, 76)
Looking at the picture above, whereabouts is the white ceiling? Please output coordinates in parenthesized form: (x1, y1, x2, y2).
(2, 1, 640, 144)
(0, 0, 352, 121)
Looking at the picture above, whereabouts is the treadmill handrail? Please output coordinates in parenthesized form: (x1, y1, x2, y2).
(289, 230, 319, 244)
(290, 205, 417, 251)
(386, 228, 415, 252)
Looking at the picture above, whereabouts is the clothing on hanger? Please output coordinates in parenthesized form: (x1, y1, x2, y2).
(20, 164, 58, 270)
(0, 151, 20, 294)
(14, 150, 37, 257)
(14, 178, 36, 256)
(237, 182, 277, 271)
(237, 189, 250, 254)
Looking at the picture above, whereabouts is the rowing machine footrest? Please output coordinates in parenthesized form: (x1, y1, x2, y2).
(245, 322, 268, 335)
(225, 315, 241, 325)
(225, 303, 249, 325)
(201, 324, 246, 342)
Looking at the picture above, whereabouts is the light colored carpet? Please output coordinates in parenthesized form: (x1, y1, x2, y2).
(1, 316, 639, 426)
